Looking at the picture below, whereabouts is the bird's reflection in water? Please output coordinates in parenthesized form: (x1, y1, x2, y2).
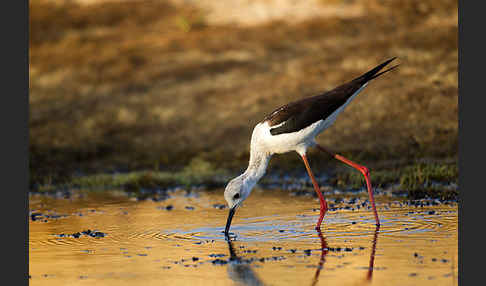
(312, 225, 381, 285)
(311, 229, 329, 286)
(224, 225, 380, 286)
(226, 238, 265, 286)
(366, 225, 381, 281)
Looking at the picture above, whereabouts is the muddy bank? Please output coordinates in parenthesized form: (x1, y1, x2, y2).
(30, 159, 457, 201)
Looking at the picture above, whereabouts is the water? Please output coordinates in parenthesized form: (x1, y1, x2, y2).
(29, 189, 458, 285)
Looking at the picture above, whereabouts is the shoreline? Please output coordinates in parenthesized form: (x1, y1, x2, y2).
(30, 158, 458, 201)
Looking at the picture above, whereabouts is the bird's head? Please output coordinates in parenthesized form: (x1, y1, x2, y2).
(224, 176, 249, 210)
(223, 176, 252, 236)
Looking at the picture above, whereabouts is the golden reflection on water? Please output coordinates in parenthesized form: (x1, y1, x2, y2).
(29, 189, 458, 286)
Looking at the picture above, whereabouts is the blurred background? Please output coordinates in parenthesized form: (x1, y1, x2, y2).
(29, 0, 458, 188)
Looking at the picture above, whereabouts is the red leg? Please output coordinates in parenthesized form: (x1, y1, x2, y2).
(316, 144, 380, 226)
(301, 154, 328, 230)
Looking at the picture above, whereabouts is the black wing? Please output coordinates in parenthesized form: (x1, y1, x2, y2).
(263, 57, 398, 136)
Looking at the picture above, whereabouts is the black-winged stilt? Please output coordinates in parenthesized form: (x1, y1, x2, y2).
(224, 58, 399, 236)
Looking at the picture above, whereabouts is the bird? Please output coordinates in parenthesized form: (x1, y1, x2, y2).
(224, 57, 399, 236)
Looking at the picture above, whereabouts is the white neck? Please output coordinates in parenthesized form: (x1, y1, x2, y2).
(238, 122, 272, 193)
(242, 147, 271, 185)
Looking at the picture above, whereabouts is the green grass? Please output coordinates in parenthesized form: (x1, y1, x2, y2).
(33, 159, 458, 201)
(35, 157, 229, 193)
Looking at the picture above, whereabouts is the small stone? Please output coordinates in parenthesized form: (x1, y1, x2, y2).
(31, 213, 43, 221)
(212, 204, 226, 210)
(91, 231, 106, 238)
(212, 259, 228, 265)
(82, 230, 92, 235)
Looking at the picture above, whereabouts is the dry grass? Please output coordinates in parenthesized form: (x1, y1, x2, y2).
(30, 0, 458, 185)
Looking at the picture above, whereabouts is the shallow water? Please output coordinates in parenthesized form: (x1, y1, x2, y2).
(29, 189, 458, 286)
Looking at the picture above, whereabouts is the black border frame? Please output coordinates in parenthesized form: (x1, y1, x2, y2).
(2, 0, 29, 284)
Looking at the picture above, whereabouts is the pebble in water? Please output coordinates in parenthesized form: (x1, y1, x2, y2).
(212, 204, 226, 210)
(57, 230, 106, 239)
(211, 259, 228, 265)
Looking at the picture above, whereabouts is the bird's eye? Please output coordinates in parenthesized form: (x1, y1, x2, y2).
(233, 193, 240, 200)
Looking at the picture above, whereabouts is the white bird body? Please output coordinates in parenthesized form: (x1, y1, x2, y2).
(252, 82, 368, 157)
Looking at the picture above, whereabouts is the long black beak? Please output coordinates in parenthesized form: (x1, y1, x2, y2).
(224, 206, 237, 236)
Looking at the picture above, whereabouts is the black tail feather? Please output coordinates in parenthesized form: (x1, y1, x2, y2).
(369, 64, 400, 81)
(354, 57, 398, 83)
